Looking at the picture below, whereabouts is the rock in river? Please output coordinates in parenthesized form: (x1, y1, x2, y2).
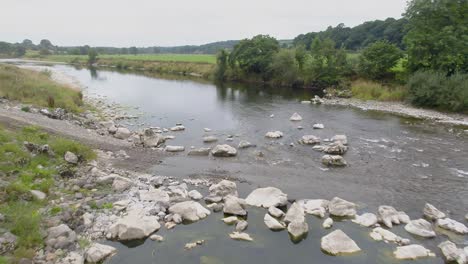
(324, 142, 348, 155)
(211, 144, 237, 157)
(328, 197, 356, 217)
(322, 155, 347, 167)
(265, 131, 283, 139)
(436, 218, 468, 234)
(290, 112, 303, 121)
(236, 220, 248, 232)
(297, 199, 328, 218)
(331, 134, 348, 145)
(169, 201, 211, 222)
(108, 209, 160, 240)
(299, 135, 320, 145)
(245, 187, 288, 208)
(85, 243, 117, 263)
(313, 123, 324, 129)
(323, 218, 333, 229)
(423, 203, 446, 220)
(378, 205, 410, 228)
(114, 127, 131, 139)
(268, 206, 285, 218)
(238, 140, 254, 149)
(288, 221, 308, 241)
(187, 147, 211, 156)
(264, 214, 286, 230)
(404, 219, 436, 238)
(438, 240, 467, 264)
(352, 213, 378, 227)
(170, 125, 185, 131)
(223, 195, 247, 216)
(393, 244, 434, 260)
(284, 202, 305, 223)
(203, 136, 218, 143)
(209, 180, 238, 197)
(229, 232, 253, 241)
(370, 227, 410, 245)
(165, 145, 185, 152)
(321, 229, 361, 255)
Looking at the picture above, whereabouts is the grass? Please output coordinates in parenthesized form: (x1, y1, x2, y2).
(0, 126, 95, 261)
(351, 79, 407, 101)
(0, 64, 84, 112)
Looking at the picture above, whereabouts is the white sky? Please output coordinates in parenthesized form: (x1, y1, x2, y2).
(1, 0, 407, 47)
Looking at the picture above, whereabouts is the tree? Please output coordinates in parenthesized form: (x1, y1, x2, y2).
(404, 0, 468, 75)
(270, 49, 300, 85)
(358, 41, 403, 80)
(88, 48, 98, 65)
(129, 46, 138, 55)
(14, 45, 26, 57)
(214, 49, 229, 81)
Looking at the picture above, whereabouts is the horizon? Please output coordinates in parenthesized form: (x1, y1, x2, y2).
(2, 0, 406, 47)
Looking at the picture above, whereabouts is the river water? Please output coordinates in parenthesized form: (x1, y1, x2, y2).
(9, 62, 468, 263)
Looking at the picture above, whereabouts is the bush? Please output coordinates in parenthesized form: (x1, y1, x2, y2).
(407, 71, 468, 112)
(351, 79, 406, 101)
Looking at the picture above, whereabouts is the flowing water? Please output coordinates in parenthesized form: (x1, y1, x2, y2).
(7, 61, 468, 263)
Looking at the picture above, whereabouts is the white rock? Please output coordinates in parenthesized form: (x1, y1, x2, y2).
(238, 140, 254, 149)
(331, 134, 348, 145)
(211, 144, 237, 157)
(438, 240, 467, 264)
(112, 176, 133, 192)
(139, 188, 170, 204)
(229, 232, 253, 241)
(328, 197, 356, 217)
(323, 218, 333, 229)
(222, 216, 239, 225)
(203, 136, 218, 143)
(301, 100, 311, 104)
(170, 125, 185, 131)
(288, 221, 308, 240)
(58, 251, 84, 264)
(204, 128, 212, 132)
(290, 112, 303, 121)
(236, 220, 248, 232)
(64, 151, 78, 164)
(284, 202, 305, 223)
(268, 206, 285, 218)
(394, 244, 434, 260)
(321, 229, 361, 255)
(324, 142, 348, 155)
(299, 135, 320, 145)
(352, 213, 378, 227)
(85, 243, 117, 263)
(150, 234, 164, 242)
(436, 218, 468, 234)
(114, 127, 131, 139)
(223, 195, 247, 216)
(209, 180, 238, 197)
(168, 201, 210, 222)
(188, 190, 203, 200)
(245, 187, 288, 208)
(313, 123, 324, 129)
(108, 209, 161, 240)
(264, 214, 286, 230)
(378, 206, 410, 228)
(370, 227, 410, 245)
(423, 203, 446, 220)
(404, 219, 436, 238)
(322, 155, 347, 166)
(30, 190, 46, 200)
(265, 131, 283, 139)
(297, 199, 328, 218)
(165, 145, 185, 152)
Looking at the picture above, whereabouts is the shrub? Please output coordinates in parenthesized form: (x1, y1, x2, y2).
(358, 41, 403, 80)
(407, 71, 468, 112)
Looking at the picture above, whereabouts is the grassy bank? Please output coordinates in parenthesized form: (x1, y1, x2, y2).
(0, 64, 84, 112)
(0, 126, 95, 262)
(351, 79, 407, 101)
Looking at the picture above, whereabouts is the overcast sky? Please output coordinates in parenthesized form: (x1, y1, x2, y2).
(1, 0, 407, 47)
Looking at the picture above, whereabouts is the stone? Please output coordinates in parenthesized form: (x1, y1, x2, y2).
(205, 196, 223, 204)
(377, 206, 410, 228)
(85, 243, 117, 263)
(82, 212, 94, 227)
(188, 190, 203, 200)
(265, 131, 283, 139)
(322, 155, 347, 166)
(297, 199, 329, 218)
(323, 218, 333, 229)
(207, 203, 223, 212)
(284, 202, 305, 223)
(324, 142, 348, 155)
(141, 133, 165, 148)
(436, 218, 468, 234)
(423, 203, 446, 220)
(150, 234, 164, 242)
(328, 197, 356, 217)
(394, 245, 434, 260)
(165, 145, 185, 152)
(30, 190, 46, 200)
(184, 240, 204, 250)
(211, 144, 237, 157)
(301, 100, 311, 104)
(168, 201, 210, 222)
(222, 216, 239, 225)
(114, 127, 131, 139)
(404, 219, 436, 238)
(167, 184, 189, 202)
(64, 151, 78, 164)
(245, 187, 288, 208)
(370, 227, 410, 245)
(203, 136, 218, 143)
(331, 134, 348, 145)
(229, 232, 253, 241)
(112, 176, 133, 192)
(268, 206, 285, 218)
(352, 213, 378, 227)
(187, 147, 211, 156)
(46, 224, 76, 249)
(299, 135, 320, 145)
(313, 123, 325, 129)
(58, 251, 84, 264)
(321, 230, 361, 255)
(139, 188, 170, 205)
(264, 214, 286, 230)
(238, 140, 254, 149)
(170, 125, 185, 131)
(288, 221, 308, 241)
(209, 180, 238, 197)
(223, 195, 247, 216)
(236, 220, 248, 232)
(108, 209, 161, 240)
(438, 240, 467, 264)
(204, 128, 211, 132)
(290, 112, 303, 121)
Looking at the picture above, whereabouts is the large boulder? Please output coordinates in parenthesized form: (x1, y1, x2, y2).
(264, 214, 286, 230)
(299, 135, 320, 145)
(108, 209, 161, 240)
(114, 127, 131, 140)
(393, 244, 434, 260)
(209, 180, 238, 197)
(423, 203, 446, 220)
(436, 218, 468, 234)
(352, 213, 378, 227)
(438, 240, 467, 264)
(297, 199, 328, 218)
(268, 206, 285, 218)
(321, 229, 361, 255)
(284, 202, 305, 223)
(223, 195, 247, 216)
(404, 219, 436, 238)
(328, 197, 356, 217)
(168, 201, 210, 222)
(85, 243, 117, 263)
(245, 187, 288, 208)
(322, 155, 347, 167)
(378, 206, 410, 228)
(211, 145, 237, 157)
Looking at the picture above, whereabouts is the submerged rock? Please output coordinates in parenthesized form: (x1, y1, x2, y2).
(85, 243, 117, 263)
(370, 227, 410, 245)
(423, 203, 446, 220)
(290, 112, 303, 121)
(245, 187, 288, 208)
(436, 218, 468, 234)
(170, 125, 185, 131)
(321, 229, 361, 255)
(404, 219, 436, 238)
(322, 155, 347, 167)
(222, 216, 239, 225)
(393, 244, 435, 260)
(265, 131, 283, 139)
(108, 209, 160, 240)
(236, 220, 248, 232)
(328, 197, 356, 217)
(264, 214, 286, 230)
(229, 232, 253, 241)
(211, 144, 237, 157)
(168, 201, 210, 222)
(299, 135, 320, 145)
(313, 123, 324, 129)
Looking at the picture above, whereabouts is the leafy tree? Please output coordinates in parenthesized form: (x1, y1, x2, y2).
(129, 46, 138, 55)
(404, 0, 468, 75)
(14, 45, 26, 57)
(0, 42, 12, 55)
(270, 49, 300, 85)
(358, 41, 403, 80)
(214, 49, 229, 81)
(87, 49, 98, 65)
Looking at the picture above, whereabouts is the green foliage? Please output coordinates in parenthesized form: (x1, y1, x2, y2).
(404, 0, 468, 75)
(351, 79, 407, 101)
(270, 49, 300, 85)
(49, 137, 96, 161)
(214, 49, 229, 81)
(50, 206, 62, 216)
(407, 71, 468, 112)
(88, 48, 98, 65)
(358, 41, 403, 80)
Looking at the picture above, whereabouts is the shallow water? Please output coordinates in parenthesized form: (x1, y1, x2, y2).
(8, 61, 468, 263)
